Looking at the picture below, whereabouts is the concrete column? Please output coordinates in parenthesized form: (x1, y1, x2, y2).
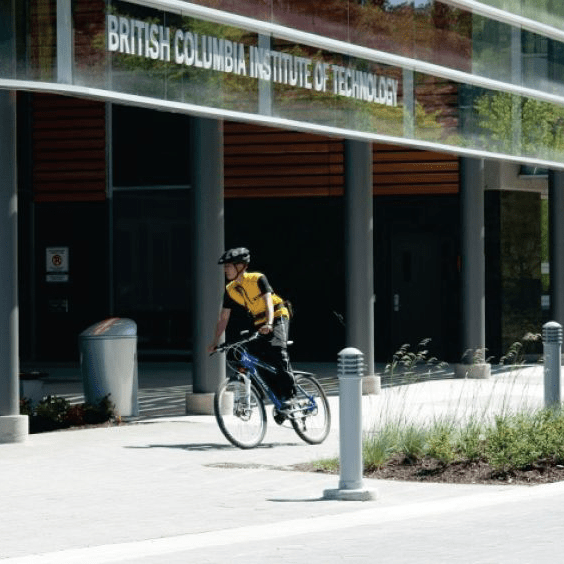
(186, 117, 225, 414)
(0, 90, 28, 442)
(344, 140, 380, 394)
(56, 0, 73, 84)
(0, 0, 27, 442)
(549, 170, 564, 326)
(402, 69, 414, 139)
(455, 157, 490, 379)
(258, 34, 271, 116)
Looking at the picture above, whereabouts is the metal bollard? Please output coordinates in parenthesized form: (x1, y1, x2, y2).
(543, 321, 563, 409)
(323, 348, 377, 501)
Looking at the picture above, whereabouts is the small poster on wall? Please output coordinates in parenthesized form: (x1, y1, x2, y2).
(46, 247, 69, 282)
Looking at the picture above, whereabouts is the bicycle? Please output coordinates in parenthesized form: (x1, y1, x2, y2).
(212, 332, 331, 449)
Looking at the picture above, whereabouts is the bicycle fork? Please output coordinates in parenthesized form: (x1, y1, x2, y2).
(236, 370, 252, 409)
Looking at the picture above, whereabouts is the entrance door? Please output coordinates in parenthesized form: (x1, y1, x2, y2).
(390, 231, 446, 360)
(113, 189, 191, 354)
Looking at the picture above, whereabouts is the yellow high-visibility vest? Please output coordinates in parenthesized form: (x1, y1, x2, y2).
(226, 272, 289, 326)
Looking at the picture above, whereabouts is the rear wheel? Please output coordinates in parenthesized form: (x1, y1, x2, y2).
(290, 374, 331, 444)
(214, 378, 267, 449)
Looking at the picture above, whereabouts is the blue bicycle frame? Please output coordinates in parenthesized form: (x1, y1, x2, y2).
(233, 347, 286, 411)
(231, 346, 318, 419)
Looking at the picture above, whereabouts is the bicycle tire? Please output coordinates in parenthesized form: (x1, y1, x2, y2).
(214, 377, 267, 449)
(290, 373, 331, 445)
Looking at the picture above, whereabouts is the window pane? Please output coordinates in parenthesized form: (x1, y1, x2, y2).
(414, 1, 472, 72)
(272, 0, 349, 42)
(112, 104, 190, 187)
(349, 0, 415, 59)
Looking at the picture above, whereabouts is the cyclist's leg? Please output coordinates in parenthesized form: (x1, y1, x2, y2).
(268, 317, 296, 401)
(246, 335, 282, 397)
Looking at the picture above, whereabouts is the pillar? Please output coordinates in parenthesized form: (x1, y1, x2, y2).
(549, 170, 564, 327)
(186, 117, 225, 414)
(344, 140, 380, 394)
(0, 0, 27, 441)
(57, 0, 73, 84)
(455, 157, 490, 378)
(0, 90, 28, 442)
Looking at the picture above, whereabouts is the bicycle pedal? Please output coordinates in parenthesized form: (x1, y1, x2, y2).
(273, 411, 286, 425)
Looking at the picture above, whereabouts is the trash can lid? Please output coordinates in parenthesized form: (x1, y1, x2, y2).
(80, 318, 137, 339)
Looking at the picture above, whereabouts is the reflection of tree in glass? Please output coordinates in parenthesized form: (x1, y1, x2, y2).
(475, 92, 564, 160)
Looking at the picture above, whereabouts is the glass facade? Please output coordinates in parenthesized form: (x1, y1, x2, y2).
(478, 0, 564, 32)
(3, 0, 564, 167)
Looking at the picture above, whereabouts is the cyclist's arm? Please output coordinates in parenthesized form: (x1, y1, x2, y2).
(208, 308, 231, 352)
(258, 293, 274, 334)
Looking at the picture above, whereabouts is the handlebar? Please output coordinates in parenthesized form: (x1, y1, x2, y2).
(211, 331, 261, 355)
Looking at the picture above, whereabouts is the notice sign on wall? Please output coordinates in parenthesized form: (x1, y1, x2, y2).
(46, 247, 69, 283)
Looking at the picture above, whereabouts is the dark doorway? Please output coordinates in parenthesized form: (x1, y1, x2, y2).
(112, 190, 191, 355)
(375, 195, 460, 363)
(390, 231, 445, 358)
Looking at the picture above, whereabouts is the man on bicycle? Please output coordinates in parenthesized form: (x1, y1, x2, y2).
(208, 247, 296, 408)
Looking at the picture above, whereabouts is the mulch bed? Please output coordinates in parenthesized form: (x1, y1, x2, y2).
(296, 456, 564, 486)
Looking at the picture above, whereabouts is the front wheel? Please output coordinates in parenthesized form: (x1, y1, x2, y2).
(290, 373, 331, 445)
(214, 377, 267, 449)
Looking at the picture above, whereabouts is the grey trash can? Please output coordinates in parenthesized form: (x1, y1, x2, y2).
(79, 318, 138, 417)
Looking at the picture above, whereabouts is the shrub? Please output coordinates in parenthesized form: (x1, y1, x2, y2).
(21, 394, 116, 433)
(399, 424, 427, 463)
(426, 422, 457, 465)
(457, 419, 485, 461)
(363, 423, 401, 470)
(484, 413, 543, 472)
(33, 395, 71, 432)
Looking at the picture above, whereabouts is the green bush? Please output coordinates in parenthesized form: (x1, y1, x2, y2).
(363, 423, 402, 470)
(484, 414, 540, 471)
(426, 422, 457, 465)
(360, 408, 564, 476)
(21, 394, 116, 433)
(399, 424, 427, 463)
(457, 419, 485, 462)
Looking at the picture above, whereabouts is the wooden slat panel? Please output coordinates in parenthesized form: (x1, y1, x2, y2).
(31, 93, 106, 202)
(226, 187, 344, 198)
(225, 153, 344, 166)
(34, 150, 106, 163)
(374, 173, 459, 184)
(374, 150, 456, 162)
(226, 164, 344, 178)
(224, 120, 344, 198)
(373, 161, 458, 173)
(375, 184, 459, 195)
(34, 171, 106, 182)
(373, 143, 459, 196)
(33, 128, 105, 141)
(225, 175, 343, 188)
(34, 161, 106, 172)
(34, 181, 106, 193)
(34, 118, 106, 130)
(224, 142, 340, 155)
(34, 191, 107, 203)
(224, 120, 459, 198)
(34, 140, 105, 151)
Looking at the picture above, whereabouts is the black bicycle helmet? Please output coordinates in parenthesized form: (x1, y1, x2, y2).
(218, 247, 251, 265)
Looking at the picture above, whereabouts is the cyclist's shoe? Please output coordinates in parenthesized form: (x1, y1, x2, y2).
(273, 411, 286, 425)
(277, 397, 297, 414)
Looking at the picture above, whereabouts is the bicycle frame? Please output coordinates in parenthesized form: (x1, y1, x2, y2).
(220, 335, 317, 417)
(227, 346, 284, 411)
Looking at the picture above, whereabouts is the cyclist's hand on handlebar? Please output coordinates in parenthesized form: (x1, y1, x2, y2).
(207, 343, 218, 355)
(258, 324, 273, 335)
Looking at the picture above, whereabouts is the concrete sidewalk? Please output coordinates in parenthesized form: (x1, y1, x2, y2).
(3, 364, 564, 563)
